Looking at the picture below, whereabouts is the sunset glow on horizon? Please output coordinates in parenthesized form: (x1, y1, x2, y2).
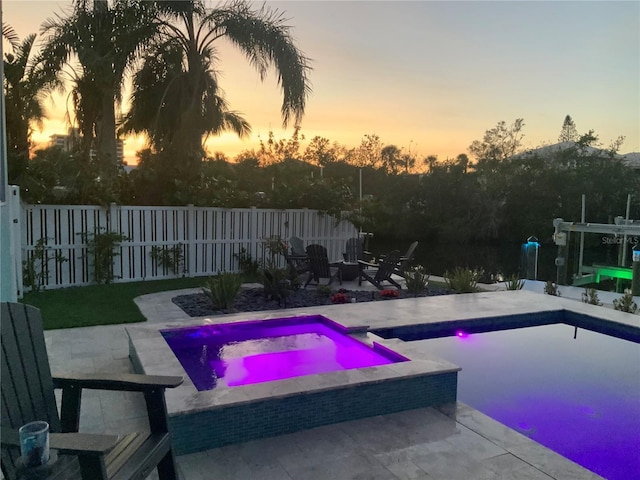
(4, 0, 639, 165)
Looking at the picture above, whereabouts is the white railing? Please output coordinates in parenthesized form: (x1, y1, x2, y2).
(21, 203, 357, 291)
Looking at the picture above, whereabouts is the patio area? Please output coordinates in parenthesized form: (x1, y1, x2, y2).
(42, 281, 638, 479)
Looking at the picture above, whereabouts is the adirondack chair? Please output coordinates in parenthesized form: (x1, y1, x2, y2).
(341, 238, 371, 281)
(285, 236, 309, 275)
(304, 244, 342, 287)
(1, 302, 183, 480)
(343, 237, 373, 263)
(395, 241, 419, 277)
(358, 250, 403, 290)
(289, 236, 306, 257)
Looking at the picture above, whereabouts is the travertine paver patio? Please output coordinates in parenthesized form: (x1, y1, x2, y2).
(42, 284, 638, 479)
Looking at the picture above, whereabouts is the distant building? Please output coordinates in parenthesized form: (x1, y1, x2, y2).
(49, 128, 124, 165)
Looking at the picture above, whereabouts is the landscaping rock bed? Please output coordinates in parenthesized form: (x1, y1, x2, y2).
(173, 286, 455, 317)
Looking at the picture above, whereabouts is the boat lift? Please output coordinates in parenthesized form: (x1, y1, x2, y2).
(553, 216, 640, 290)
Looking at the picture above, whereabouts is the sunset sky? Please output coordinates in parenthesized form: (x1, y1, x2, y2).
(3, 0, 639, 164)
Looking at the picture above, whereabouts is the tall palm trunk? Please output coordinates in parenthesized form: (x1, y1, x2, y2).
(175, 10, 207, 168)
(95, 88, 119, 175)
(92, 0, 118, 174)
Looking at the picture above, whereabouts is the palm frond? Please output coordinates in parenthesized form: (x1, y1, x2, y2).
(2, 22, 20, 50)
(202, 0, 312, 127)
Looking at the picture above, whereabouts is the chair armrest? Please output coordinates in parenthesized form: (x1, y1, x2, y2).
(52, 373, 183, 393)
(358, 259, 377, 268)
(50, 433, 120, 456)
(54, 373, 181, 435)
(1, 426, 118, 456)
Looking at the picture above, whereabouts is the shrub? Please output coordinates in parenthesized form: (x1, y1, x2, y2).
(202, 272, 244, 310)
(544, 280, 560, 296)
(315, 284, 333, 298)
(404, 265, 430, 297)
(613, 289, 638, 314)
(79, 229, 128, 284)
(331, 292, 349, 304)
(444, 267, 483, 293)
(150, 244, 185, 276)
(234, 247, 259, 275)
(257, 264, 291, 303)
(262, 236, 288, 265)
(284, 264, 302, 291)
(505, 275, 524, 291)
(380, 289, 399, 298)
(23, 237, 67, 292)
(581, 288, 602, 306)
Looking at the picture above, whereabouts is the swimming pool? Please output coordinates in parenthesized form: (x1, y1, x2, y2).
(161, 315, 408, 390)
(387, 322, 640, 480)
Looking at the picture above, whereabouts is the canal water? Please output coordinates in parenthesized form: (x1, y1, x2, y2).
(367, 237, 631, 284)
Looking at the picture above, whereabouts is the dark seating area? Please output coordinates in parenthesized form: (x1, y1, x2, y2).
(1, 302, 183, 480)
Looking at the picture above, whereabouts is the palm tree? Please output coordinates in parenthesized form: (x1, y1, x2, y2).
(3, 30, 60, 163)
(121, 0, 311, 164)
(39, 0, 158, 176)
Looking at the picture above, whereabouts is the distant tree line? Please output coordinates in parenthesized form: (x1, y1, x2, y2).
(8, 114, 640, 245)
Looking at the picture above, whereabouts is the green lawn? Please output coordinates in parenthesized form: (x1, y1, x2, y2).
(22, 277, 209, 330)
(22, 274, 445, 330)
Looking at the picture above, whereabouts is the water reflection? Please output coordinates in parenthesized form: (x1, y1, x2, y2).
(369, 239, 626, 283)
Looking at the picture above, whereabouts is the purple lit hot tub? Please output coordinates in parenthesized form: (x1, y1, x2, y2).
(129, 314, 459, 453)
(161, 315, 408, 391)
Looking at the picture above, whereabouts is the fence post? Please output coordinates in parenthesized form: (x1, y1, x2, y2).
(2, 186, 23, 300)
(250, 206, 257, 261)
(108, 202, 117, 232)
(107, 202, 121, 281)
(187, 204, 196, 276)
(632, 243, 640, 296)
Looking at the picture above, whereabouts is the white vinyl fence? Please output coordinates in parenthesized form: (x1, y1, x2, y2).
(20, 202, 357, 292)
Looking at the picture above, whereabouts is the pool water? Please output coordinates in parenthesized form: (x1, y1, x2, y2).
(420, 323, 640, 480)
(161, 315, 407, 391)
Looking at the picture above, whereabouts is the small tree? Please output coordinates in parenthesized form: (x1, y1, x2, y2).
(469, 118, 525, 164)
(22, 238, 67, 292)
(558, 115, 578, 142)
(79, 229, 128, 284)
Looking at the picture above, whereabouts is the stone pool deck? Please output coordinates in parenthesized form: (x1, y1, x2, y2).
(43, 285, 639, 479)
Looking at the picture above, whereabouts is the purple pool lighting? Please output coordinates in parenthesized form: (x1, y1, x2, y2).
(161, 315, 407, 391)
(423, 323, 640, 480)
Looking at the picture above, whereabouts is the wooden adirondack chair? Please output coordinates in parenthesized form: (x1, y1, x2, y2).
(1, 302, 183, 480)
(289, 236, 306, 257)
(285, 236, 309, 275)
(395, 241, 419, 277)
(304, 244, 342, 288)
(343, 237, 373, 263)
(341, 238, 372, 281)
(358, 250, 403, 290)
